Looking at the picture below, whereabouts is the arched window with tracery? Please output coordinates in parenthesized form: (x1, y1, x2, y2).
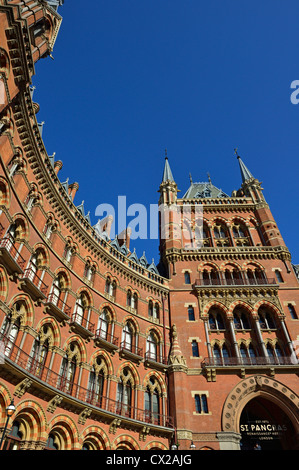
(224, 268, 243, 285)
(116, 367, 134, 417)
(213, 222, 230, 246)
(27, 326, 50, 378)
(232, 222, 251, 246)
(121, 321, 135, 352)
(87, 355, 107, 408)
(127, 289, 138, 312)
(212, 343, 230, 365)
(246, 266, 267, 285)
(202, 267, 220, 286)
(105, 276, 116, 298)
(144, 376, 162, 425)
(57, 342, 80, 395)
(73, 291, 92, 330)
(148, 300, 159, 320)
(0, 300, 26, 357)
(208, 308, 225, 330)
(49, 272, 70, 315)
(266, 342, 285, 364)
(233, 308, 251, 330)
(146, 331, 161, 362)
(258, 307, 276, 330)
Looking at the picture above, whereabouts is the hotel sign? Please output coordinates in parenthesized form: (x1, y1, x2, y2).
(240, 419, 287, 441)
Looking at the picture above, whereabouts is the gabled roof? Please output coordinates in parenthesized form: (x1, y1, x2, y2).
(182, 182, 228, 199)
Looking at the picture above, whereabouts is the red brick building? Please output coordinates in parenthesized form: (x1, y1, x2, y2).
(0, 0, 298, 451)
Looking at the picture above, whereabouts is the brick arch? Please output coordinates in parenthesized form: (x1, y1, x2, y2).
(12, 399, 48, 442)
(253, 300, 282, 317)
(11, 212, 29, 240)
(220, 260, 242, 271)
(116, 361, 140, 385)
(104, 271, 120, 286)
(229, 215, 250, 226)
(241, 260, 265, 271)
(197, 261, 220, 273)
(61, 334, 88, 364)
(0, 383, 14, 427)
(53, 267, 72, 290)
(228, 300, 253, 316)
(32, 242, 50, 267)
(146, 295, 162, 309)
(98, 302, 117, 322)
(0, 176, 10, 207)
(8, 293, 35, 328)
(202, 300, 228, 317)
(89, 349, 114, 376)
(221, 375, 299, 436)
(76, 286, 94, 308)
(144, 440, 169, 450)
(122, 315, 140, 334)
(145, 325, 163, 342)
(80, 425, 111, 450)
(210, 216, 229, 225)
(111, 434, 141, 450)
(33, 316, 61, 349)
(48, 414, 80, 450)
(142, 370, 167, 395)
(0, 265, 9, 302)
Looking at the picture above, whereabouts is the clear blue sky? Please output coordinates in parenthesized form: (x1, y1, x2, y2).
(33, 0, 299, 266)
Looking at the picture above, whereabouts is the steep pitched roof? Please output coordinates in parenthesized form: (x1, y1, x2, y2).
(162, 157, 175, 183)
(182, 181, 228, 199)
(237, 155, 254, 183)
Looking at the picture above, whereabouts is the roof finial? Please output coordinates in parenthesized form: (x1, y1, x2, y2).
(165, 148, 168, 160)
(234, 147, 240, 158)
(189, 173, 193, 184)
(207, 172, 212, 184)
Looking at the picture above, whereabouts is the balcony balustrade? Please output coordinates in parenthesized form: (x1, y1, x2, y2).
(119, 340, 143, 363)
(44, 292, 71, 322)
(94, 328, 119, 351)
(194, 274, 277, 288)
(20, 266, 48, 300)
(0, 332, 173, 429)
(0, 235, 26, 274)
(202, 355, 297, 368)
(70, 312, 95, 338)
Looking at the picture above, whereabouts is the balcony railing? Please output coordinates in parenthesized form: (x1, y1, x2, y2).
(0, 235, 26, 272)
(0, 332, 173, 429)
(194, 275, 277, 287)
(21, 266, 48, 298)
(70, 312, 95, 335)
(145, 350, 168, 365)
(46, 292, 71, 316)
(94, 329, 119, 347)
(202, 356, 297, 367)
(120, 340, 143, 358)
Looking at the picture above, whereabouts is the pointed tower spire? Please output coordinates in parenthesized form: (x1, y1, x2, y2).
(234, 148, 254, 183)
(162, 149, 175, 183)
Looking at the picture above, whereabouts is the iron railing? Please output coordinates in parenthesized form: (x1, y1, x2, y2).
(0, 332, 173, 428)
(194, 275, 277, 287)
(22, 266, 48, 296)
(0, 235, 26, 270)
(202, 356, 297, 367)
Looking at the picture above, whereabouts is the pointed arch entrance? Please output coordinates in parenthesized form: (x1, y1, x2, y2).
(221, 375, 299, 450)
